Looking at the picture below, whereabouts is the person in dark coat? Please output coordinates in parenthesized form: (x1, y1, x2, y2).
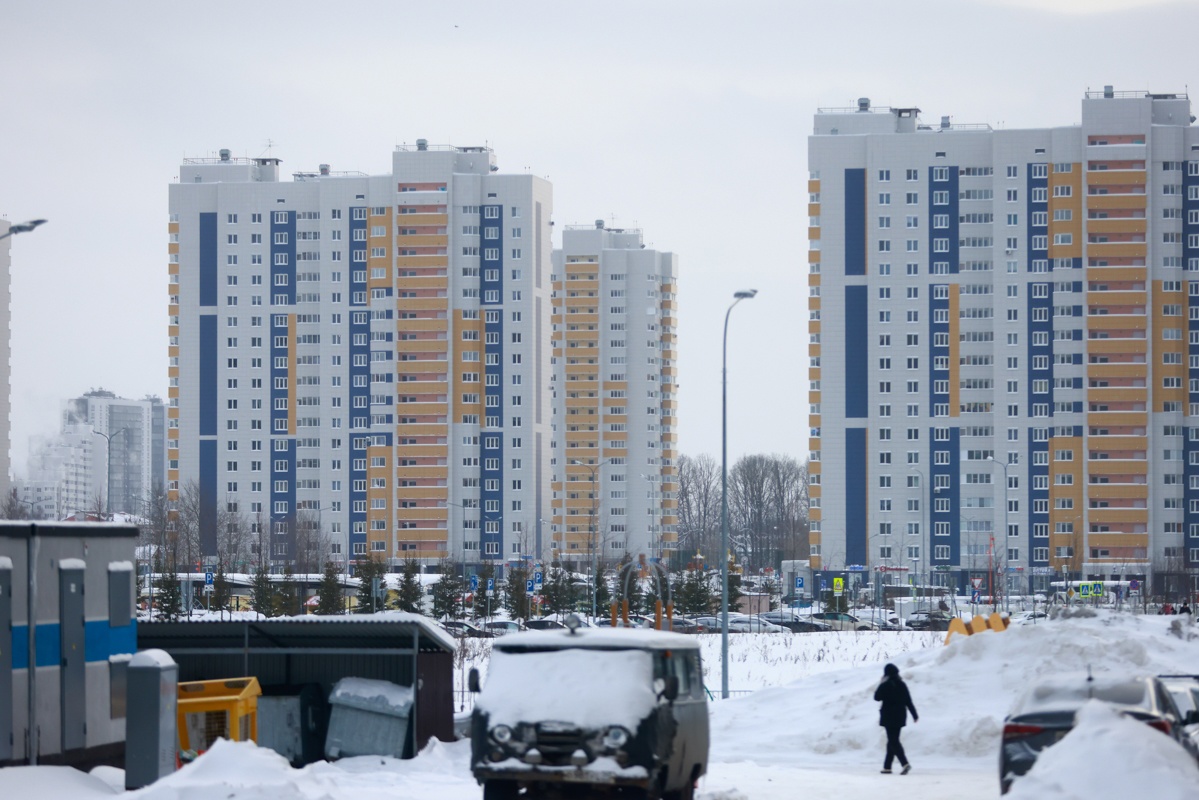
(874, 662, 918, 774)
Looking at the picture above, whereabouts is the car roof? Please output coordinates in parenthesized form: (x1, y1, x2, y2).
(1013, 672, 1159, 714)
(493, 626, 700, 652)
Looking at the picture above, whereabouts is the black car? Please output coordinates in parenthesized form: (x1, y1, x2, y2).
(1000, 673, 1189, 793)
(905, 611, 954, 631)
(759, 610, 833, 633)
(525, 618, 568, 631)
(442, 619, 495, 638)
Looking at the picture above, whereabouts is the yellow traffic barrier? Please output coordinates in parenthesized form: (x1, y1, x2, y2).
(177, 676, 262, 754)
(944, 612, 1011, 644)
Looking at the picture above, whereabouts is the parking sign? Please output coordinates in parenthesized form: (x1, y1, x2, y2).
(487, 578, 495, 596)
(534, 571, 543, 589)
(794, 576, 804, 591)
(526, 579, 534, 596)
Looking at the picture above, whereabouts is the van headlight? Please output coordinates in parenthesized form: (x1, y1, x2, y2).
(491, 724, 514, 744)
(602, 726, 630, 750)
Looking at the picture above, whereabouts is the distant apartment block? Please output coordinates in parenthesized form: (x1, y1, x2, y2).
(169, 144, 552, 574)
(0, 222, 12, 504)
(809, 88, 1199, 598)
(550, 222, 679, 564)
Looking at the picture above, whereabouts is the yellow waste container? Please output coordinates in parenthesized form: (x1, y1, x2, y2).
(176, 677, 262, 753)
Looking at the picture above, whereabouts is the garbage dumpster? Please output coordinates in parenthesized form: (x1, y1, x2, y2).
(176, 676, 262, 755)
(325, 677, 414, 760)
(257, 683, 329, 766)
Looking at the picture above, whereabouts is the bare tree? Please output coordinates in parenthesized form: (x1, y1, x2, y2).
(676, 454, 721, 561)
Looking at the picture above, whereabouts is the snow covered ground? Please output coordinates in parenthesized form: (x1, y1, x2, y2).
(2, 610, 1197, 799)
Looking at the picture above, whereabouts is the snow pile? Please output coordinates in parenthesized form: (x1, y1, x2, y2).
(478, 647, 656, 730)
(1006, 700, 1199, 800)
(330, 677, 413, 714)
(0, 765, 116, 798)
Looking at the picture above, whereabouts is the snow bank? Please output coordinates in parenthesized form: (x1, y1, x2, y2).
(0, 765, 116, 798)
(129, 649, 176, 669)
(478, 647, 656, 730)
(58, 558, 86, 570)
(1006, 700, 1199, 799)
(108, 560, 134, 572)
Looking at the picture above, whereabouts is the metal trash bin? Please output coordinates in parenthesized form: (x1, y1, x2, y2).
(125, 650, 178, 789)
(257, 683, 329, 766)
(324, 677, 414, 760)
(176, 676, 262, 755)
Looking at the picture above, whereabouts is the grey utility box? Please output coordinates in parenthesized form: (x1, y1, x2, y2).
(258, 684, 328, 766)
(325, 677, 413, 760)
(125, 649, 178, 789)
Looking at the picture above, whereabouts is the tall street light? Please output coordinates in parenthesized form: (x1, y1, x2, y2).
(721, 288, 757, 700)
(92, 427, 131, 516)
(987, 455, 1012, 612)
(573, 458, 610, 619)
(0, 219, 47, 241)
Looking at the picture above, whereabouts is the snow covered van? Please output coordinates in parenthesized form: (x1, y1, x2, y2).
(468, 616, 709, 799)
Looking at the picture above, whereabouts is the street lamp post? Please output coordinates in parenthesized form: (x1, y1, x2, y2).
(987, 456, 1012, 612)
(721, 289, 757, 700)
(0, 219, 47, 241)
(573, 458, 610, 620)
(92, 427, 131, 516)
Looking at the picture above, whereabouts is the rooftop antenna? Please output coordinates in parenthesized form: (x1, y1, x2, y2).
(258, 139, 276, 159)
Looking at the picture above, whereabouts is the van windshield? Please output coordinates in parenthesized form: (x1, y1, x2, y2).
(479, 647, 656, 730)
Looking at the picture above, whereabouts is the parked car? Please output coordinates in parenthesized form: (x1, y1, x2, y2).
(759, 610, 833, 633)
(855, 610, 900, 630)
(442, 620, 496, 639)
(1000, 673, 1190, 793)
(469, 617, 709, 799)
(806, 612, 881, 632)
(663, 617, 704, 634)
(524, 618, 568, 631)
(729, 614, 788, 634)
(484, 620, 527, 636)
(1158, 674, 1199, 762)
(905, 611, 954, 631)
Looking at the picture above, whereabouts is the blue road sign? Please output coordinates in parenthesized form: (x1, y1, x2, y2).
(470, 574, 479, 592)
(820, 579, 828, 591)
(794, 576, 804, 590)
(204, 571, 214, 587)
(972, 590, 981, 603)
(534, 571, 544, 589)
(526, 579, 534, 596)
(486, 578, 495, 596)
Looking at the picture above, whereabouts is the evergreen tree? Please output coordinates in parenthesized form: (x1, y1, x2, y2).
(354, 555, 388, 613)
(594, 563, 612, 613)
(543, 565, 577, 615)
(472, 562, 497, 620)
(275, 565, 300, 616)
(503, 561, 531, 619)
(394, 558, 424, 613)
(431, 560, 463, 620)
(211, 564, 233, 612)
(724, 573, 745, 614)
(676, 568, 714, 615)
(250, 566, 277, 617)
(153, 557, 183, 621)
(316, 561, 344, 615)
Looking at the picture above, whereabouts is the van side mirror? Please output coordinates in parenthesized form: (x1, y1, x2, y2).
(468, 668, 480, 693)
(1187, 710, 1199, 726)
(663, 675, 679, 702)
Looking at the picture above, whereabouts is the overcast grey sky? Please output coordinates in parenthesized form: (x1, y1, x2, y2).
(1, 0, 1194, 475)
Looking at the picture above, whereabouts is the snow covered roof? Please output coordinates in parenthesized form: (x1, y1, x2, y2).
(493, 626, 699, 652)
(139, 614, 456, 654)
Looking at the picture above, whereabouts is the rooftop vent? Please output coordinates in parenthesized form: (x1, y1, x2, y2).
(857, 97, 870, 112)
(1104, 85, 1114, 99)
(219, 148, 231, 161)
(595, 219, 605, 229)
(319, 164, 330, 175)
(940, 115, 950, 129)
(416, 138, 428, 151)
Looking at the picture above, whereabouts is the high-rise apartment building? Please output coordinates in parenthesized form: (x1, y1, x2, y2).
(809, 88, 1199, 599)
(63, 390, 166, 514)
(0, 221, 12, 504)
(550, 222, 679, 565)
(169, 144, 552, 575)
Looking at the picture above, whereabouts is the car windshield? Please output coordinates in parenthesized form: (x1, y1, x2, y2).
(479, 647, 656, 730)
(1019, 678, 1149, 714)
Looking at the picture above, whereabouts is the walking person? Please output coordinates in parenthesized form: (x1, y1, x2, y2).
(874, 663, 918, 774)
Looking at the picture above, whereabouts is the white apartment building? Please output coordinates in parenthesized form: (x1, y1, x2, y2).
(550, 222, 679, 565)
(169, 144, 552, 575)
(809, 88, 1199, 600)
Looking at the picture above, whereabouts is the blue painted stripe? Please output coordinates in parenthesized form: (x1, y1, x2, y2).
(844, 428, 867, 565)
(199, 314, 217, 436)
(481, 205, 505, 560)
(844, 285, 868, 418)
(199, 439, 217, 557)
(199, 212, 217, 307)
(11, 620, 135, 670)
(843, 169, 866, 276)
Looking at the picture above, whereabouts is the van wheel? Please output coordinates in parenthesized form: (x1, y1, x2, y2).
(482, 779, 519, 800)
